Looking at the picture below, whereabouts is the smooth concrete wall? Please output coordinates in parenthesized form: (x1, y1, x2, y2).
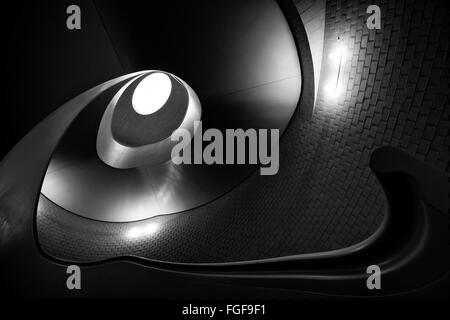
(295, 0, 326, 107)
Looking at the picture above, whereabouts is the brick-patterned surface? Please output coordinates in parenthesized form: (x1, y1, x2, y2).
(37, 0, 449, 263)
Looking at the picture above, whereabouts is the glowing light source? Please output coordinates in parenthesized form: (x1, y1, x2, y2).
(324, 44, 347, 99)
(126, 223, 160, 239)
(132, 72, 172, 115)
(328, 45, 346, 63)
(323, 81, 344, 98)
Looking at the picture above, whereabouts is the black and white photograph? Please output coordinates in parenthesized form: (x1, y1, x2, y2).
(0, 0, 449, 312)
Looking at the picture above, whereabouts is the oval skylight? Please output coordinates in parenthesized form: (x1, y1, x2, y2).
(132, 72, 172, 115)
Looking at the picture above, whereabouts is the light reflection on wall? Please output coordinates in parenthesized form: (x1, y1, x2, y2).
(323, 43, 347, 99)
(126, 222, 160, 239)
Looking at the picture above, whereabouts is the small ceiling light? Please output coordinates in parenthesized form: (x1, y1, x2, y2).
(324, 44, 347, 99)
(132, 72, 172, 115)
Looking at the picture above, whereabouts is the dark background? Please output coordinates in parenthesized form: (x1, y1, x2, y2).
(3, 0, 122, 158)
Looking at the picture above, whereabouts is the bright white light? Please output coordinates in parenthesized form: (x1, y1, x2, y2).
(324, 44, 347, 99)
(323, 81, 336, 97)
(324, 80, 343, 98)
(132, 73, 172, 115)
(126, 223, 160, 239)
(328, 45, 346, 63)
